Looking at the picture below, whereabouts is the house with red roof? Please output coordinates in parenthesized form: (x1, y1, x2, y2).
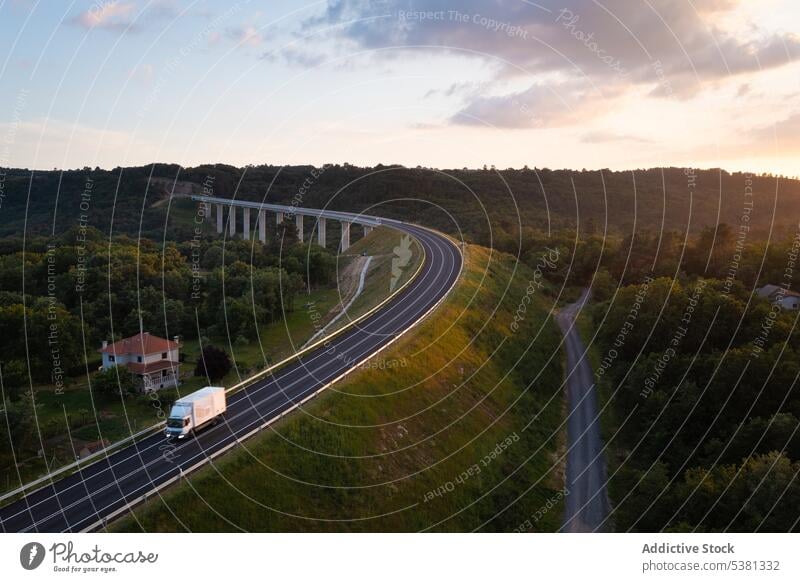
(99, 332, 182, 392)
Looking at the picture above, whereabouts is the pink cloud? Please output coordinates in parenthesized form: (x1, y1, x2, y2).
(74, 1, 136, 30)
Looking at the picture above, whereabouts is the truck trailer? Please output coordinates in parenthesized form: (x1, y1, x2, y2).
(165, 386, 226, 439)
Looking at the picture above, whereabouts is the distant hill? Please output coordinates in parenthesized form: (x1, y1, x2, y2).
(1, 164, 798, 243)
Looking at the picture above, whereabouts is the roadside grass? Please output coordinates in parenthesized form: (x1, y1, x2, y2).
(0, 227, 423, 497)
(329, 227, 424, 335)
(113, 244, 567, 532)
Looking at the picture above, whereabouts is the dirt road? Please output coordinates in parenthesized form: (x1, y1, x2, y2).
(557, 289, 611, 532)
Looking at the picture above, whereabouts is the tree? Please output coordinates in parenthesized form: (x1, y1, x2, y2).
(677, 452, 800, 532)
(194, 345, 232, 382)
(590, 268, 616, 303)
(302, 246, 335, 287)
(1, 390, 38, 452)
(0, 359, 29, 401)
(202, 246, 223, 269)
(93, 367, 138, 397)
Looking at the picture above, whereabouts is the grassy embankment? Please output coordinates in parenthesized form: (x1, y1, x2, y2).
(114, 243, 566, 532)
(3, 227, 420, 495)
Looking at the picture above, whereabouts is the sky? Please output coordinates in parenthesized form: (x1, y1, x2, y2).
(0, 0, 798, 175)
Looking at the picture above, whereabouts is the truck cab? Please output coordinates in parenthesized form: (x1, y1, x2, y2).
(165, 402, 193, 438)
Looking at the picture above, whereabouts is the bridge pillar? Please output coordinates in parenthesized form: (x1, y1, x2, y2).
(364, 225, 373, 236)
(216, 204, 224, 233)
(259, 210, 266, 243)
(243, 208, 250, 240)
(295, 214, 303, 241)
(228, 206, 236, 237)
(340, 221, 351, 252)
(276, 211, 284, 225)
(317, 217, 326, 247)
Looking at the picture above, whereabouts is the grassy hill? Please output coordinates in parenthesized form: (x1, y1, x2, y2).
(113, 243, 566, 532)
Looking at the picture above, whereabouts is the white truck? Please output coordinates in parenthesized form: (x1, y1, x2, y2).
(165, 386, 226, 439)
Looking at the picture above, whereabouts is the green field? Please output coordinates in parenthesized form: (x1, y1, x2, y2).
(114, 243, 567, 532)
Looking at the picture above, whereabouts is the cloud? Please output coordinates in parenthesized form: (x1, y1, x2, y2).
(301, 0, 800, 98)
(450, 80, 623, 129)
(450, 84, 561, 128)
(228, 25, 265, 48)
(262, 46, 326, 68)
(749, 112, 800, 153)
(70, 0, 182, 33)
(282, 0, 800, 130)
(73, 1, 136, 31)
(207, 30, 222, 45)
(424, 81, 488, 99)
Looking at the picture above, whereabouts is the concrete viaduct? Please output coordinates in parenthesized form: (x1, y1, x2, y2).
(191, 196, 380, 252)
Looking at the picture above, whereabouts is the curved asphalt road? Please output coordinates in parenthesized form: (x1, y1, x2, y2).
(557, 289, 611, 532)
(0, 220, 461, 533)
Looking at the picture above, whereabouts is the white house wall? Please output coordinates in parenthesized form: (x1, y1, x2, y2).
(779, 297, 800, 310)
(142, 347, 180, 364)
(102, 353, 131, 368)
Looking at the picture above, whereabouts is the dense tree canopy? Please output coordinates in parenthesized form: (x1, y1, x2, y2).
(194, 345, 233, 382)
(0, 225, 335, 401)
(588, 261, 800, 532)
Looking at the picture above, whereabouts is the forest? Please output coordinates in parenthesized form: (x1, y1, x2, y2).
(2, 164, 799, 246)
(573, 226, 800, 532)
(0, 220, 336, 468)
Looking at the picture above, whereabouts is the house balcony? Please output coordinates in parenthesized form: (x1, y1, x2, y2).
(127, 360, 181, 392)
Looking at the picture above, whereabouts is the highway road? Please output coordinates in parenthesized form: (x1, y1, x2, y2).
(0, 220, 461, 533)
(557, 290, 611, 532)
